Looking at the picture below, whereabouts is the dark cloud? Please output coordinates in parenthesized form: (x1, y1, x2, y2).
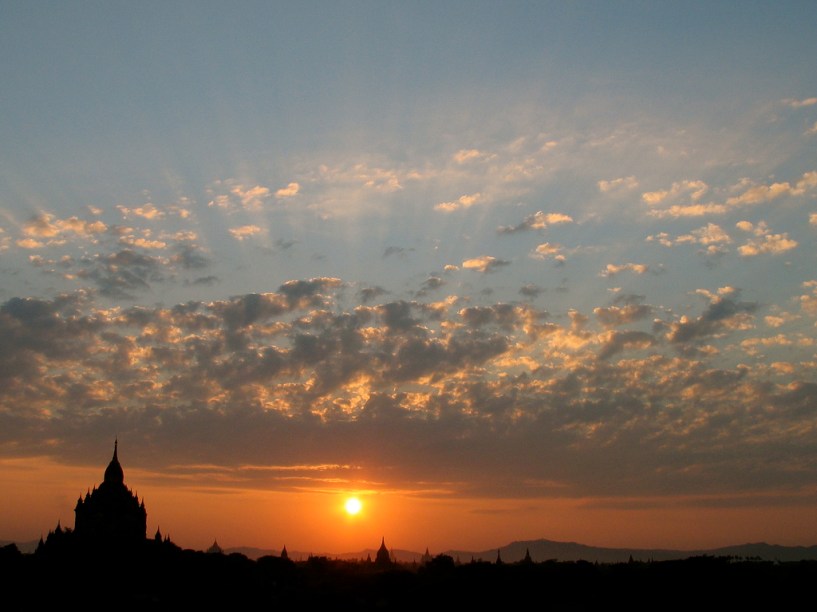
(0, 279, 814, 502)
(519, 283, 545, 299)
(597, 330, 655, 359)
(667, 297, 759, 344)
(594, 303, 653, 328)
(76, 249, 166, 298)
(415, 275, 444, 296)
(358, 285, 388, 304)
(171, 244, 210, 269)
(383, 246, 411, 258)
(496, 211, 572, 234)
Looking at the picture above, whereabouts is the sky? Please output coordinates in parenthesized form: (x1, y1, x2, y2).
(2, 1, 817, 555)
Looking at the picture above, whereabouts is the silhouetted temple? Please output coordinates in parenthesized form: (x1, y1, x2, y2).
(73, 440, 147, 545)
(375, 537, 392, 566)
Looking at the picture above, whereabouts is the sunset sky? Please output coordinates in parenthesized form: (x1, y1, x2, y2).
(2, 2, 817, 555)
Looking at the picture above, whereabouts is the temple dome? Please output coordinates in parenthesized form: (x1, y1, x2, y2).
(103, 439, 124, 485)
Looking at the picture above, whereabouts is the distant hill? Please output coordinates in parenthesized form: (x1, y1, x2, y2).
(0, 539, 38, 554)
(222, 538, 817, 564)
(445, 539, 817, 564)
(7, 537, 817, 563)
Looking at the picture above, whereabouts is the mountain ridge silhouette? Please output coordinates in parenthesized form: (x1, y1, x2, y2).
(7, 536, 817, 563)
(209, 538, 817, 563)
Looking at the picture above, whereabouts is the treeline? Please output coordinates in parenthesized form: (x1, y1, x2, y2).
(2, 541, 814, 609)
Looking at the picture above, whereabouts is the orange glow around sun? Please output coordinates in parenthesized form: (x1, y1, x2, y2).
(345, 497, 362, 516)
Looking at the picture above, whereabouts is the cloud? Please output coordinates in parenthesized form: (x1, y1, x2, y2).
(229, 225, 264, 241)
(76, 249, 168, 298)
(594, 303, 652, 328)
(811, 213, 817, 226)
(597, 330, 655, 360)
(799, 281, 817, 315)
(736, 221, 798, 256)
(434, 193, 482, 212)
(497, 211, 573, 234)
(171, 244, 210, 269)
(416, 275, 444, 296)
(601, 263, 649, 277)
(530, 242, 566, 264)
(783, 97, 817, 108)
(462, 256, 511, 273)
(21, 213, 107, 243)
(208, 181, 271, 211)
(666, 295, 758, 344)
(116, 203, 165, 220)
(642, 180, 709, 205)
(519, 284, 544, 299)
(598, 176, 638, 193)
(646, 223, 732, 255)
(453, 149, 484, 164)
(647, 172, 817, 219)
(275, 182, 300, 198)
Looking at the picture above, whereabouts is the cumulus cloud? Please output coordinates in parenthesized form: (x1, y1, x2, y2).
(116, 203, 165, 220)
(598, 176, 638, 193)
(782, 97, 817, 108)
(736, 221, 798, 256)
(462, 256, 511, 273)
(811, 213, 817, 226)
(647, 171, 817, 219)
(642, 180, 709, 205)
(800, 281, 817, 315)
(208, 181, 271, 211)
(646, 223, 732, 255)
(601, 263, 649, 277)
(666, 295, 758, 345)
(76, 249, 168, 298)
(530, 242, 566, 264)
(275, 182, 300, 198)
(519, 283, 545, 299)
(453, 149, 485, 163)
(21, 213, 107, 243)
(594, 303, 652, 328)
(434, 193, 482, 212)
(229, 225, 264, 241)
(497, 211, 574, 234)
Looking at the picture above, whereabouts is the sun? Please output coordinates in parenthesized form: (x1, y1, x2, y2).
(345, 497, 362, 516)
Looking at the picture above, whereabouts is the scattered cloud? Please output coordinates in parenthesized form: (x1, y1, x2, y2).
(229, 225, 264, 241)
(646, 171, 817, 219)
(530, 242, 566, 264)
(497, 211, 573, 234)
(642, 180, 709, 206)
(275, 182, 301, 198)
(736, 221, 798, 256)
(462, 256, 511, 273)
(647, 223, 732, 255)
(782, 97, 817, 108)
(21, 213, 107, 242)
(208, 181, 272, 211)
(435, 193, 482, 212)
(116, 203, 165, 220)
(453, 149, 485, 164)
(598, 176, 638, 193)
(601, 263, 649, 277)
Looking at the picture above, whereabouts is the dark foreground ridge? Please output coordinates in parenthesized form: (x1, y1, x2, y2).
(2, 541, 816, 610)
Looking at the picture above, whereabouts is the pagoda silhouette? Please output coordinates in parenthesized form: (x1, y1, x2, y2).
(72, 440, 147, 545)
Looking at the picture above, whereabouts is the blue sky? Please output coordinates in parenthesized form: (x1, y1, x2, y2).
(2, 2, 817, 551)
